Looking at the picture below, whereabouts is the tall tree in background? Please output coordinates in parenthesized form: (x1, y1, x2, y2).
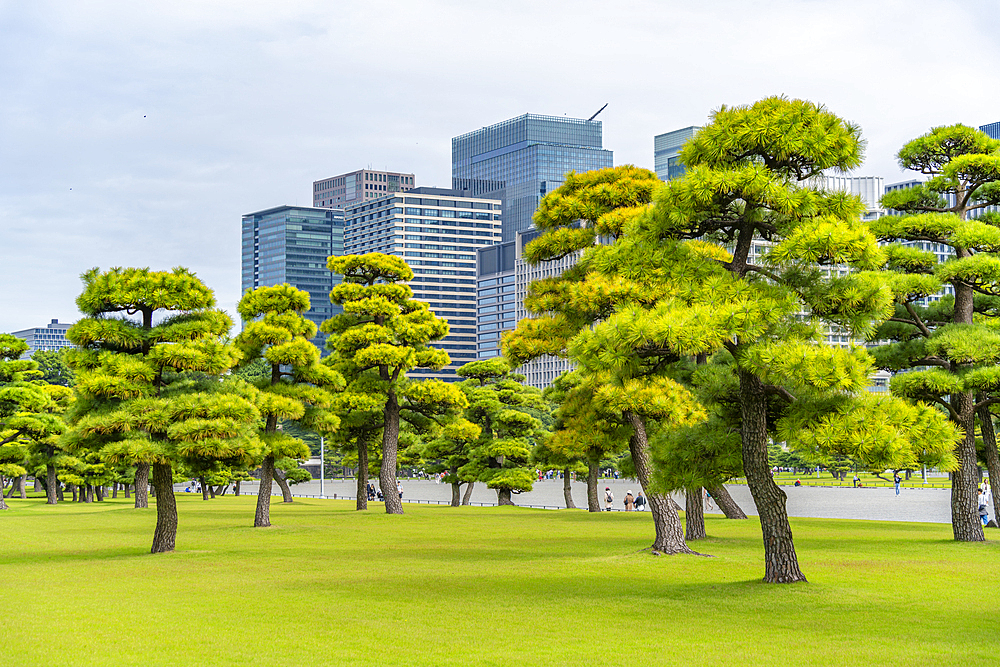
(235, 283, 343, 528)
(576, 97, 960, 581)
(63, 267, 256, 552)
(873, 124, 1000, 541)
(323, 253, 465, 514)
(31, 349, 75, 387)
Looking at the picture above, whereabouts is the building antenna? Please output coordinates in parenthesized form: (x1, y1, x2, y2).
(588, 103, 608, 121)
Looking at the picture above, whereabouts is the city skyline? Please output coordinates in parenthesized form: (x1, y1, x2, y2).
(2, 1, 999, 332)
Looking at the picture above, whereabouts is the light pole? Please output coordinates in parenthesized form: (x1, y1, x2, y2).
(320, 436, 325, 498)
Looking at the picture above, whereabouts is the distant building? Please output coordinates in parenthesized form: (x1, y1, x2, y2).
(241, 205, 345, 352)
(654, 126, 700, 181)
(475, 240, 516, 360)
(980, 121, 1000, 140)
(452, 113, 613, 242)
(343, 187, 503, 381)
(11, 319, 73, 357)
(313, 169, 416, 208)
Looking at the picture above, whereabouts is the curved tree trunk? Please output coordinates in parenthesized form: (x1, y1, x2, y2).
(255, 455, 275, 527)
(234, 480, 241, 496)
(624, 411, 693, 555)
(587, 458, 600, 512)
(356, 438, 369, 510)
(123, 484, 129, 499)
(497, 488, 514, 506)
(740, 369, 806, 583)
(208, 484, 216, 499)
(134, 463, 150, 509)
(461, 481, 474, 505)
(952, 391, 985, 541)
(976, 403, 1000, 527)
(562, 468, 576, 509)
(274, 470, 294, 503)
(200, 477, 210, 500)
(450, 470, 462, 507)
(707, 483, 747, 519)
(46, 465, 58, 505)
(685, 487, 706, 540)
(150, 463, 178, 553)
(379, 391, 404, 515)
(95, 484, 103, 502)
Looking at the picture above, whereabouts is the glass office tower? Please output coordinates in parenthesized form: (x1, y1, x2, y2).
(452, 114, 613, 242)
(653, 126, 700, 182)
(241, 205, 344, 352)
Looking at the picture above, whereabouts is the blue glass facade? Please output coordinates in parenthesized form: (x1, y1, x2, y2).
(241, 206, 344, 352)
(476, 241, 516, 359)
(452, 114, 613, 242)
(980, 121, 1000, 140)
(654, 126, 700, 182)
(343, 187, 502, 381)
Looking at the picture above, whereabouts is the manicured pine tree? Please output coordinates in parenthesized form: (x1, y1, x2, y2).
(871, 124, 1000, 541)
(235, 283, 343, 528)
(419, 415, 481, 506)
(323, 253, 467, 514)
(64, 267, 258, 552)
(573, 97, 960, 580)
(453, 358, 549, 506)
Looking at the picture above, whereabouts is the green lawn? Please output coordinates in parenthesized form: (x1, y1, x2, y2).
(2, 494, 998, 666)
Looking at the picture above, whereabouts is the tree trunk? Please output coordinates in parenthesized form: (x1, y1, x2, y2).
(112, 482, 118, 499)
(95, 484, 104, 502)
(356, 437, 369, 510)
(208, 484, 216, 499)
(56, 483, 64, 502)
(739, 369, 806, 583)
(497, 488, 515, 506)
(18, 475, 27, 499)
(0, 475, 7, 510)
(685, 487, 706, 540)
(379, 391, 404, 515)
(562, 468, 576, 509)
(219, 485, 227, 496)
(461, 481, 474, 505)
(123, 483, 130, 499)
(450, 482, 462, 507)
(707, 484, 748, 519)
(34, 476, 42, 492)
(234, 480, 241, 496)
(46, 465, 58, 505)
(85, 484, 94, 503)
(70, 484, 77, 503)
(200, 477, 210, 500)
(952, 391, 985, 541)
(976, 404, 1000, 527)
(255, 455, 275, 528)
(274, 470, 294, 503)
(134, 463, 149, 509)
(150, 463, 177, 554)
(586, 458, 600, 512)
(624, 410, 693, 555)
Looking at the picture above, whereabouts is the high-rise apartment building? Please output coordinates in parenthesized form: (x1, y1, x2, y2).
(343, 187, 503, 380)
(241, 205, 345, 351)
(654, 126, 700, 181)
(313, 169, 416, 208)
(452, 114, 613, 242)
(11, 319, 73, 358)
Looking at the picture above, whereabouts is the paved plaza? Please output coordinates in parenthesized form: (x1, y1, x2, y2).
(223, 476, 961, 524)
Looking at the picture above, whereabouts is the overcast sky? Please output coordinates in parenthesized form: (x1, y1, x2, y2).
(2, 0, 999, 333)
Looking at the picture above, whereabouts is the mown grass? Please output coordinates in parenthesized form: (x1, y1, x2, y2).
(2, 494, 998, 666)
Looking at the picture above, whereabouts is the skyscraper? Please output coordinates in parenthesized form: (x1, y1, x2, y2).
(980, 121, 1000, 140)
(475, 240, 516, 361)
(653, 126, 700, 182)
(241, 205, 344, 351)
(343, 187, 503, 380)
(452, 114, 613, 242)
(313, 169, 416, 208)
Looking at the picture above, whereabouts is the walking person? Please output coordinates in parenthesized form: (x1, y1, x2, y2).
(604, 487, 614, 512)
(624, 490, 634, 511)
(894, 472, 902, 496)
(634, 491, 646, 511)
(979, 486, 990, 526)
(853, 474, 860, 488)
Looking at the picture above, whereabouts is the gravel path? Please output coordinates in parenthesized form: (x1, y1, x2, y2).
(214, 477, 960, 524)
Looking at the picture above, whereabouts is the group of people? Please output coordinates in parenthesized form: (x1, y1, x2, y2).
(979, 483, 994, 526)
(365, 481, 404, 502)
(604, 487, 646, 512)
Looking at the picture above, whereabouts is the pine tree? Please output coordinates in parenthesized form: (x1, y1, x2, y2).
(872, 124, 1000, 541)
(63, 267, 257, 552)
(571, 97, 960, 581)
(322, 253, 467, 514)
(454, 358, 549, 506)
(235, 283, 343, 527)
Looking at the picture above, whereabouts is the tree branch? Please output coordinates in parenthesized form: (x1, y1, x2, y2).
(763, 384, 796, 403)
(904, 303, 933, 338)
